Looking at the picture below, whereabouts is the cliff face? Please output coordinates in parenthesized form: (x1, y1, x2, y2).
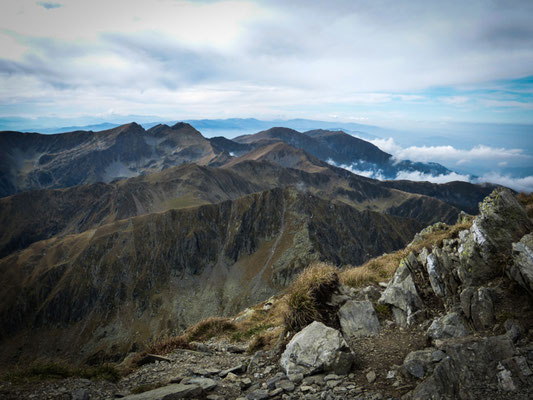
(0, 187, 421, 365)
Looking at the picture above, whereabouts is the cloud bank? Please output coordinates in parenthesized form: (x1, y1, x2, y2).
(0, 0, 532, 123)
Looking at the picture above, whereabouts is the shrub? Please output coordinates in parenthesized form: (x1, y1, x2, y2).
(283, 263, 339, 332)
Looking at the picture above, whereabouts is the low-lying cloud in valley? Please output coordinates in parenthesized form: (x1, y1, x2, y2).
(330, 137, 533, 192)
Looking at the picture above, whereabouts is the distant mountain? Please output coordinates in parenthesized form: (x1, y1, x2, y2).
(232, 127, 452, 179)
(0, 122, 228, 197)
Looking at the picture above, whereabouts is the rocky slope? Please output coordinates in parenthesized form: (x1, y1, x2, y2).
(0, 148, 469, 258)
(2, 189, 531, 400)
(232, 127, 452, 179)
(0, 187, 422, 366)
(0, 122, 228, 197)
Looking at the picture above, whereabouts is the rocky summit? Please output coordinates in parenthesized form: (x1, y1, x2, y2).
(0, 123, 529, 400)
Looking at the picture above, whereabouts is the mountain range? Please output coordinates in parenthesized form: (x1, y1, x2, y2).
(0, 122, 498, 365)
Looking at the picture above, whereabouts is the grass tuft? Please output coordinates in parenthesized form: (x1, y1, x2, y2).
(283, 263, 339, 333)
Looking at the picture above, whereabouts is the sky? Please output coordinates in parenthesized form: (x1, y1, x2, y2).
(1, 0, 533, 189)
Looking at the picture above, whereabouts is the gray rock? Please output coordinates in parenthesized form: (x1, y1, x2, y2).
(186, 377, 217, 391)
(122, 384, 203, 399)
(366, 370, 376, 383)
(280, 321, 354, 379)
(219, 364, 243, 378)
(246, 389, 270, 400)
(276, 380, 295, 392)
(378, 260, 424, 326)
(411, 335, 516, 399)
(427, 312, 471, 340)
(338, 300, 380, 338)
(71, 389, 89, 400)
(360, 285, 381, 302)
(402, 349, 434, 379)
(504, 319, 523, 343)
(458, 188, 532, 286)
(509, 233, 533, 296)
(471, 287, 495, 330)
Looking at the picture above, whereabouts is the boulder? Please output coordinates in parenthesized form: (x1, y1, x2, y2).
(338, 300, 380, 338)
(402, 349, 434, 379)
(280, 321, 354, 379)
(427, 312, 471, 340)
(378, 260, 423, 326)
(508, 233, 533, 296)
(411, 335, 517, 400)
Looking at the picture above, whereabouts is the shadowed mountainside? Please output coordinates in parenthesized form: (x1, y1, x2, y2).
(0, 187, 422, 365)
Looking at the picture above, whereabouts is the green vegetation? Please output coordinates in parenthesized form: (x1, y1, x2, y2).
(2, 360, 120, 384)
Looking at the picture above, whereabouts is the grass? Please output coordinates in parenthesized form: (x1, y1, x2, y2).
(283, 263, 339, 333)
(2, 360, 120, 384)
(518, 192, 533, 218)
(340, 221, 472, 289)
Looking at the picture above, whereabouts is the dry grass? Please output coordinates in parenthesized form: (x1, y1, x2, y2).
(340, 249, 410, 288)
(283, 263, 339, 333)
(518, 192, 533, 218)
(340, 221, 472, 289)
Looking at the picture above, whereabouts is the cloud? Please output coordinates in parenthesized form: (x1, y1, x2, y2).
(475, 173, 533, 193)
(0, 0, 532, 121)
(395, 170, 471, 184)
(368, 137, 531, 166)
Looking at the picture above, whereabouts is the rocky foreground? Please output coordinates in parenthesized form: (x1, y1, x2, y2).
(2, 188, 533, 400)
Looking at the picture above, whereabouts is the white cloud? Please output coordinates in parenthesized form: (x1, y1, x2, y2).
(395, 170, 471, 183)
(1, 0, 533, 119)
(368, 138, 530, 166)
(476, 173, 533, 193)
(327, 154, 533, 193)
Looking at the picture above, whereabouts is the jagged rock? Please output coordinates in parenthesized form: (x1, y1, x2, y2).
(458, 188, 532, 286)
(122, 384, 203, 399)
(508, 233, 533, 296)
(411, 335, 517, 399)
(460, 287, 495, 330)
(402, 349, 434, 379)
(378, 260, 424, 326)
(338, 300, 380, 338)
(504, 319, 524, 343)
(246, 389, 270, 400)
(427, 312, 471, 340)
(280, 321, 354, 379)
(470, 287, 495, 330)
(426, 248, 460, 303)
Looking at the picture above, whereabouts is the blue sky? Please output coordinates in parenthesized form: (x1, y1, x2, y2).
(1, 0, 532, 190)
